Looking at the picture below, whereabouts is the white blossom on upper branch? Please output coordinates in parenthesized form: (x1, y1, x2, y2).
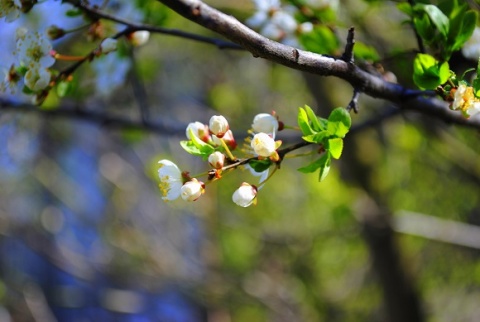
(16, 28, 55, 69)
(0, 0, 22, 22)
(462, 27, 480, 61)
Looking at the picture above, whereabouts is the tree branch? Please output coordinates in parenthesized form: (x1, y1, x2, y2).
(0, 98, 184, 135)
(63, 0, 242, 50)
(156, 0, 480, 130)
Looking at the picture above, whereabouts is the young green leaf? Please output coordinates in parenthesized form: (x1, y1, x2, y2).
(318, 153, 331, 182)
(304, 105, 323, 131)
(327, 138, 344, 159)
(414, 4, 449, 38)
(298, 107, 314, 136)
(248, 159, 272, 173)
(302, 130, 328, 144)
(412, 54, 449, 89)
(297, 155, 325, 174)
(327, 108, 351, 138)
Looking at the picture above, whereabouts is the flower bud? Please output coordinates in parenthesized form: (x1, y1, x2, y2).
(186, 121, 210, 142)
(100, 38, 118, 54)
(252, 113, 279, 137)
(212, 130, 237, 150)
(232, 182, 257, 207)
(209, 115, 229, 138)
(47, 25, 65, 40)
(208, 151, 226, 169)
(181, 178, 204, 201)
(129, 30, 150, 47)
(251, 132, 276, 157)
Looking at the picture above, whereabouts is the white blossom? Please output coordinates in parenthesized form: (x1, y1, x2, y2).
(158, 160, 183, 201)
(16, 29, 55, 69)
(466, 101, 480, 117)
(100, 38, 118, 54)
(130, 31, 150, 47)
(246, 0, 281, 28)
(0, 0, 22, 22)
(452, 84, 467, 111)
(92, 53, 131, 97)
(232, 182, 257, 207)
(186, 121, 209, 142)
(462, 27, 480, 61)
(209, 115, 229, 138)
(251, 132, 276, 157)
(252, 113, 279, 138)
(208, 151, 226, 169)
(181, 179, 204, 201)
(24, 66, 50, 91)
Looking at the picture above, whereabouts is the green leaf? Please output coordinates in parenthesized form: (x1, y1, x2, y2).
(304, 105, 323, 131)
(473, 78, 480, 98)
(299, 25, 339, 55)
(327, 138, 343, 159)
(412, 54, 449, 89)
(302, 130, 328, 144)
(56, 81, 72, 98)
(298, 107, 314, 136)
(180, 140, 203, 156)
(450, 11, 477, 52)
(318, 153, 331, 182)
(327, 108, 351, 138)
(397, 3, 413, 16)
(414, 4, 449, 38)
(248, 159, 272, 173)
(354, 42, 380, 62)
(181, 129, 215, 159)
(65, 9, 82, 17)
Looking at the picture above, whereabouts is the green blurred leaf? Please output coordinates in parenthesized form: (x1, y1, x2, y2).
(414, 4, 449, 38)
(397, 3, 413, 16)
(56, 81, 72, 98)
(328, 138, 343, 159)
(327, 108, 351, 138)
(248, 159, 271, 173)
(450, 11, 477, 52)
(354, 42, 380, 62)
(299, 25, 339, 55)
(65, 9, 82, 17)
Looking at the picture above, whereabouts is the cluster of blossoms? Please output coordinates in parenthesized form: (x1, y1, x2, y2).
(0, 0, 151, 100)
(158, 113, 282, 207)
(246, 0, 337, 47)
(449, 84, 480, 117)
(246, 0, 312, 46)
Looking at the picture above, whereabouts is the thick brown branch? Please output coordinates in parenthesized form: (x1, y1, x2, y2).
(156, 0, 480, 130)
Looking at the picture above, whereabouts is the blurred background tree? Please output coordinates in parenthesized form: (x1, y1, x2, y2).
(1, 0, 480, 321)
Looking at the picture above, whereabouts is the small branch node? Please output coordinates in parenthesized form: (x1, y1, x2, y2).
(341, 27, 355, 64)
(347, 89, 361, 113)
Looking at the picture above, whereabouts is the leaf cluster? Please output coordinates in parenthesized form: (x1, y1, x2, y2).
(297, 106, 351, 181)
